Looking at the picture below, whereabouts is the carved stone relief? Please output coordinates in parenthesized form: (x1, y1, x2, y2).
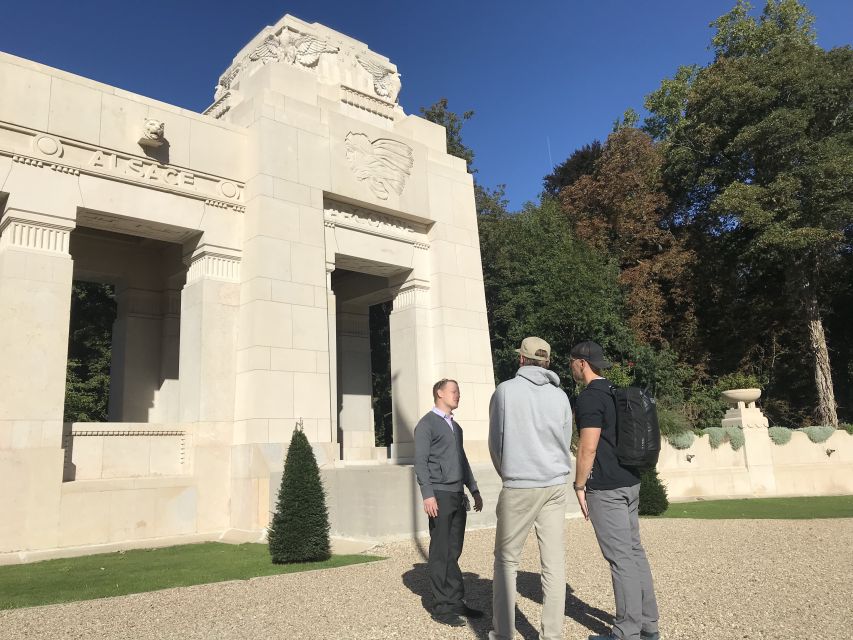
(356, 56, 402, 103)
(344, 133, 413, 200)
(138, 119, 166, 149)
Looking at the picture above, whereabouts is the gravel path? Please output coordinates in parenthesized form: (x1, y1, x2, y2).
(1, 518, 851, 640)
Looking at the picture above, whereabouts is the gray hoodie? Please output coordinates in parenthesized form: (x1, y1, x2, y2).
(488, 366, 573, 488)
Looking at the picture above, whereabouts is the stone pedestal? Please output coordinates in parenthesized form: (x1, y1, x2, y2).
(720, 388, 775, 496)
(337, 305, 377, 462)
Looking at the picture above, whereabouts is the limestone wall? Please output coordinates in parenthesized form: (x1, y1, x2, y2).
(658, 429, 853, 499)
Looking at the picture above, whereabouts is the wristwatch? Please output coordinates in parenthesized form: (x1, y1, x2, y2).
(573, 484, 586, 491)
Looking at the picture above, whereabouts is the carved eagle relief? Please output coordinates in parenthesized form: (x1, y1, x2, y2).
(281, 32, 340, 67)
(345, 133, 414, 200)
(356, 56, 402, 103)
(248, 34, 284, 64)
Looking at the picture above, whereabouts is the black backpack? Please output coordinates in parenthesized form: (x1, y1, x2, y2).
(610, 386, 661, 469)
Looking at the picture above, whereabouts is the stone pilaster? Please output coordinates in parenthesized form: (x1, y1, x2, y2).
(0, 207, 76, 551)
(388, 279, 433, 462)
(178, 244, 240, 423)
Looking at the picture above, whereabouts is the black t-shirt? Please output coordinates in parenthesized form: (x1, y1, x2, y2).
(575, 378, 640, 490)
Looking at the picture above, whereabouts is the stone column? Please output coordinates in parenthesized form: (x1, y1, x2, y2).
(389, 280, 433, 462)
(0, 207, 75, 551)
(109, 287, 165, 422)
(178, 244, 240, 423)
(326, 262, 339, 451)
(337, 303, 376, 462)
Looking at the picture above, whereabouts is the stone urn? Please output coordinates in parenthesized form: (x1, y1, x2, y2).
(721, 388, 761, 409)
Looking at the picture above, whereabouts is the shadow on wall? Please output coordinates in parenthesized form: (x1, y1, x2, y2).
(401, 564, 612, 639)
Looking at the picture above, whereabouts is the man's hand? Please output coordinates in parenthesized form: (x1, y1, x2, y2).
(473, 493, 483, 512)
(575, 488, 589, 521)
(423, 497, 438, 518)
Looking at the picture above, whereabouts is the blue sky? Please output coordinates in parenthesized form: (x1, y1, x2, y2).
(4, 1, 851, 210)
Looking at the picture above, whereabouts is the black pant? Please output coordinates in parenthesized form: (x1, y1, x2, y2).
(428, 490, 467, 614)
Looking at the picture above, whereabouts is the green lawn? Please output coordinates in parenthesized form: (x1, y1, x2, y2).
(660, 495, 853, 519)
(0, 543, 383, 610)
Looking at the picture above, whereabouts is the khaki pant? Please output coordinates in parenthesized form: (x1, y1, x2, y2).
(490, 484, 567, 640)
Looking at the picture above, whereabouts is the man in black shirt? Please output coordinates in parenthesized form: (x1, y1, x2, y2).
(571, 341, 660, 640)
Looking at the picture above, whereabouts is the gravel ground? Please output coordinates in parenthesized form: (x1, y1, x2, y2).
(1, 518, 851, 640)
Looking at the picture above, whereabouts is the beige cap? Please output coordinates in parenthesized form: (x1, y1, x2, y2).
(515, 336, 552, 361)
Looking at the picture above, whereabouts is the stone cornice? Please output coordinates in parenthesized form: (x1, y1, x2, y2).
(0, 121, 245, 213)
(324, 199, 429, 247)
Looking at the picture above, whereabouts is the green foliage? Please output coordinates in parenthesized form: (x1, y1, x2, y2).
(606, 362, 634, 388)
(710, 0, 816, 60)
(800, 425, 836, 443)
(0, 543, 380, 610)
(645, 0, 852, 428)
(639, 468, 669, 516)
(478, 198, 633, 387)
(64, 282, 116, 423)
(724, 426, 745, 450)
(542, 140, 602, 198)
(842, 423, 853, 435)
(419, 98, 475, 173)
(769, 426, 794, 445)
(657, 407, 690, 438)
(666, 431, 695, 450)
(703, 427, 727, 449)
(369, 302, 392, 447)
(702, 426, 745, 450)
(268, 426, 330, 564)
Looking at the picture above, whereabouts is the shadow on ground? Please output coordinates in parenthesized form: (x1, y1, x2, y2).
(402, 564, 612, 639)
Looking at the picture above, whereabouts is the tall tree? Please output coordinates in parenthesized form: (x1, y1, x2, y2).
(561, 128, 696, 353)
(646, 0, 852, 426)
(542, 141, 603, 199)
(420, 98, 476, 173)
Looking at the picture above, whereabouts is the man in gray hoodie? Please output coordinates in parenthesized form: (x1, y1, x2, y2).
(487, 337, 573, 640)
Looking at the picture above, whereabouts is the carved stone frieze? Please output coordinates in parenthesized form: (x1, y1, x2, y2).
(0, 122, 244, 212)
(392, 284, 430, 312)
(0, 215, 72, 254)
(185, 250, 241, 284)
(325, 200, 415, 236)
(208, 25, 340, 116)
(340, 85, 396, 120)
(356, 56, 402, 103)
(344, 133, 413, 200)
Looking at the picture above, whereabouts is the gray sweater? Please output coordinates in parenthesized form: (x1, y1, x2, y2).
(413, 411, 479, 500)
(488, 366, 573, 488)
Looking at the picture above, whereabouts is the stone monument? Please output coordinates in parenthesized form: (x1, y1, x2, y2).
(0, 14, 496, 560)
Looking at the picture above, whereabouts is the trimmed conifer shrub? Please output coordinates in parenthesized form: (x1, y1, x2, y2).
(268, 422, 331, 564)
(638, 467, 669, 516)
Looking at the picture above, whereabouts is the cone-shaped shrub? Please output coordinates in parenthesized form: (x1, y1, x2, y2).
(268, 424, 331, 563)
(638, 467, 669, 516)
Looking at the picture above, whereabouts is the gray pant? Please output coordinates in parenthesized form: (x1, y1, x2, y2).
(587, 484, 659, 640)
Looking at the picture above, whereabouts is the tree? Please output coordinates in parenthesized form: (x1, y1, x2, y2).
(646, 0, 852, 426)
(420, 98, 475, 173)
(638, 468, 669, 516)
(561, 128, 696, 353)
(64, 282, 116, 423)
(542, 140, 603, 199)
(479, 198, 634, 386)
(268, 423, 331, 563)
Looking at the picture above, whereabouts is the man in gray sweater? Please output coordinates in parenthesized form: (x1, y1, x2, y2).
(488, 337, 573, 640)
(414, 378, 483, 627)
